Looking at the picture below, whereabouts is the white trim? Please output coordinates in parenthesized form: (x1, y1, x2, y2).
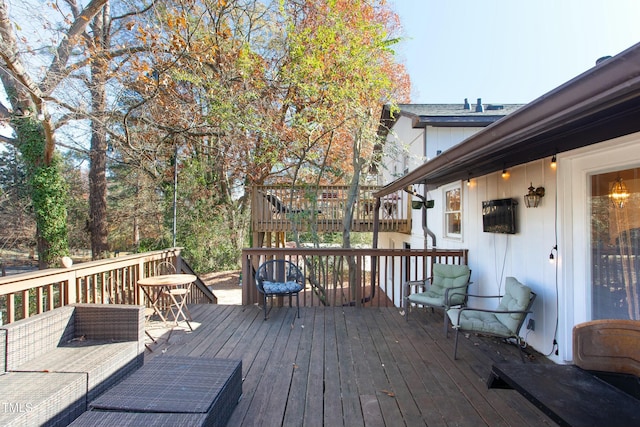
(442, 181, 463, 241)
(559, 132, 640, 361)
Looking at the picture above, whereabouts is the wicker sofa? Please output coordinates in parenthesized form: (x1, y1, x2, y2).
(0, 303, 145, 427)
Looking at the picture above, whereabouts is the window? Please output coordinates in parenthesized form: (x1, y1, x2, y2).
(443, 183, 462, 239)
(590, 167, 640, 320)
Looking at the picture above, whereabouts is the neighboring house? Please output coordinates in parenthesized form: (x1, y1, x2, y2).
(376, 41, 640, 364)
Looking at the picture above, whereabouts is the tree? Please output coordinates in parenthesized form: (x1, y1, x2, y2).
(276, 0, 410, 244)
(0, 0, 109, 265)
(113, 0, 409, 261)
(2, 0, 410, 273)
(0, 145, 33, 251)
(111, 0, 286, 267)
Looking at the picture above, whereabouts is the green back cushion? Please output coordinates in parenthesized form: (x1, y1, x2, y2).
(430, 264, 470, 304)
(495, 277, 531, 332)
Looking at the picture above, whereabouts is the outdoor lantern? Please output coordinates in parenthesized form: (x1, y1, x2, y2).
(524, 183, 545, 208)
(610, 177, 629, 208)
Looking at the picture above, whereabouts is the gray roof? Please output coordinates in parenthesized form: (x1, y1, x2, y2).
(378, 101, 524, 134)
(396, 102, 524, 117)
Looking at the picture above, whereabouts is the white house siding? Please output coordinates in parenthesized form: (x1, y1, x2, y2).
(458, 159, 558, 361)
(380, 122, 486, 304)
(381, 118, 485, 185)
(424, 127, 483, 161)
(395, 157, 560, 361)
(382, 115, 424, 183)
(391, 132, 640, 364)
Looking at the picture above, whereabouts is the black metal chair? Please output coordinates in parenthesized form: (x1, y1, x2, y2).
(255, 259, 304, 320)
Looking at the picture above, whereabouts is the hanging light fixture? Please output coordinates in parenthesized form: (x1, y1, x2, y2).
(609, 177, 629, 208)
(502, 169, 509, 179)
(524, 182, 545, 208)
(550, 154, 557, 169)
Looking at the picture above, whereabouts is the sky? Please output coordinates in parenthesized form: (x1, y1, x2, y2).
(390, 0, 640, 104)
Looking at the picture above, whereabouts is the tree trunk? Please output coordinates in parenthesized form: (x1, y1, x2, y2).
(88, 102, 109, 259)
(88, 8, 110, 260)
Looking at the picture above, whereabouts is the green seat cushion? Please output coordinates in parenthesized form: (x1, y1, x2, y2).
(408, 290, 444, 307)
(495, 277, 531, 333)
(410, 264, 470, 307)
(447, 308, 513, 336)
(447, 277, 532, 337)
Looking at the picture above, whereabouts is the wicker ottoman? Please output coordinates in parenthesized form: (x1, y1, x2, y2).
(70, 356, 242, 427)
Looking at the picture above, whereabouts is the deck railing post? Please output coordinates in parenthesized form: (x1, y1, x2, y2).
(66, 270, 77, 304)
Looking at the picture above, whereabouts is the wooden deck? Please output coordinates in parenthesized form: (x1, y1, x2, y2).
(144, 305, 555, 426)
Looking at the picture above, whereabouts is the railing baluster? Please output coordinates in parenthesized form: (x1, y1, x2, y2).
(7, 294, 15, 323)
(36, 287, 43, 314)
(21, 290, 29, 319)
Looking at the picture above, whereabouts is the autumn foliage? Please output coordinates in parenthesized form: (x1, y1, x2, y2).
(1, 0, 410, 270)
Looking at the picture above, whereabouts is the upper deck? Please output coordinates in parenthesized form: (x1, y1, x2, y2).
(251, 185, 412, 235)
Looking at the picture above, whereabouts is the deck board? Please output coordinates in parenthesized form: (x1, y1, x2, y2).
(377, 309, 449, 426)
(145, 305, 555, 426)
(336, 309, 365, 427)
(281, 308, 313, 427)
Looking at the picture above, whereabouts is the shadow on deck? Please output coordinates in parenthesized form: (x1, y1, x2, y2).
(144, 304, 555, 427)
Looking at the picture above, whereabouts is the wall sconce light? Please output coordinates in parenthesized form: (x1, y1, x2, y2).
(550, 155, 557, 169)
(609, 177, 629, 208)
(549, 245, 557, 262)
(524, 182, 545, 208)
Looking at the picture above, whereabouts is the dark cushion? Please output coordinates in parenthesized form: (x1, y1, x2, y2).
(263, 281, 302, 294)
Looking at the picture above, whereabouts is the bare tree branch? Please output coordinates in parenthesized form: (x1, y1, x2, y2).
(111, 0, 157, 21)
(41, 0, 109, 95)
(56, 45, 148, 78)
(0, 134, 16, 145)
(0, 3, 44, 102)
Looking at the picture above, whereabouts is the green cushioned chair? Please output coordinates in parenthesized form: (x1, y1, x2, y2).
(404, 263, 472, 336)
(447, 277, 536, 362)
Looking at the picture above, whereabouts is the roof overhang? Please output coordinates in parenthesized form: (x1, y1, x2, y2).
(412, 115, 505, 128)
(375, 42, 640, 198)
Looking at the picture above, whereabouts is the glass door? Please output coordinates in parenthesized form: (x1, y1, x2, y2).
(590, 167, 640, 320)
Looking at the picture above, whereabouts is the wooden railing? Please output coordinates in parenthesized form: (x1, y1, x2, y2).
(241, 248, 468, 308)
(252, 185, 412, 234)
(0, 249, 216, 325)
